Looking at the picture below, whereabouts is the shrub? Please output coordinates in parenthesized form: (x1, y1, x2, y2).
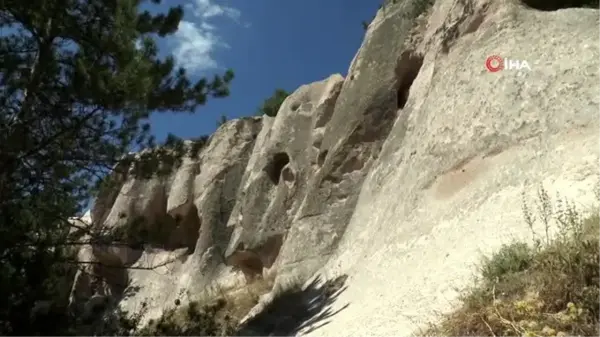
(426, 185, 600, 336)
(256, 89, 290, 117)
(479, 242, 534, 283)
(137, 299, 237, 336)
(78, 279, 272, 337)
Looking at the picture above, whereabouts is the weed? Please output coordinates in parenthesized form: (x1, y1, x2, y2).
(427, 184, 599, 336)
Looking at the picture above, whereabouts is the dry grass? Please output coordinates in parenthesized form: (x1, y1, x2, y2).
(216, 277, 273, 325)
(89, 262, 348, 336)
(133, 277, 273, 336)
(426, 186, 599, 336)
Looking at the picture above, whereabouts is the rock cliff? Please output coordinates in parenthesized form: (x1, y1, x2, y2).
(69, 0, 599, 335)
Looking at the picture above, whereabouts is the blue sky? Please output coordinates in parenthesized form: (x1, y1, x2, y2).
(148, 0, 381, 142)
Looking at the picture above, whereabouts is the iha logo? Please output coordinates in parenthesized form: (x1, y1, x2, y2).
(485, 55, 531, 72)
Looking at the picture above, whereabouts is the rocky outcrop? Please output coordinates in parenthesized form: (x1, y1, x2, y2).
(224, 74, 346, 284)
(70, 0, 599, 334)
(304, 0, 599, 335)
(69, 118, 263, 320)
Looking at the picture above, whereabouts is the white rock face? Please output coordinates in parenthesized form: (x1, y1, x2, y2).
(304, 1, 600, 336)
(70, 0, 599, 334)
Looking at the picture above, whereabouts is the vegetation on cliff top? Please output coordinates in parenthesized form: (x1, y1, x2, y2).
(256, 89, 290, 117)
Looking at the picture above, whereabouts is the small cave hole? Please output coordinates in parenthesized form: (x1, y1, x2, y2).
(259, 234, 284, 269)
(464, 12, 485, 35)
(317, 149, 328, 167)
(281, 167, 295, 183)
(521, 0, 598, 10)
(395, 51, 424, 110)
(226, 251, 264, 283)
(265, 152, 290, 184)
(291, 102, 301, 111)
(225, 235, 284, 284)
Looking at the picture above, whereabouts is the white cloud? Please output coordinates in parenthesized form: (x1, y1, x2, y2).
(190, 0, 241, 21)
(171, 0, 242, 74)
(173, 21, 220, 71)
(200, 22, 215, 31)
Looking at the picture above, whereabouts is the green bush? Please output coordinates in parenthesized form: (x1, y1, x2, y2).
(480, 242, 534, 283)
(256, 89, 290, 117)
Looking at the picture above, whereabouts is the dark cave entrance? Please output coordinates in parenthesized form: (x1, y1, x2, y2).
(521, 0, 598, 10)
(265, 152, 290, 184)
(395, 51, 424, 110)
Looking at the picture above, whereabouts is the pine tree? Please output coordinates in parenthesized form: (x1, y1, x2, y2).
(256, 89, 289, 117)
(216, 114, 228, 127)
(0, 0, 234, 333)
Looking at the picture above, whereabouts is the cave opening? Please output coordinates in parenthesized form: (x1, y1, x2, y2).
(395, 51, 424, 110)
(521, 0, 598, 10)
(265, 152, 290, 184)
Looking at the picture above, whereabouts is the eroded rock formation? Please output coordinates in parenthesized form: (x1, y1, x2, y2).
(69, 0, 599, 334)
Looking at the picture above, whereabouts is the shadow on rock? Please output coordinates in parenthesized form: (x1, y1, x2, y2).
(121, 284, 141, 301)
(69, 283, 144, 335)
(237, 275, 349, 336)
